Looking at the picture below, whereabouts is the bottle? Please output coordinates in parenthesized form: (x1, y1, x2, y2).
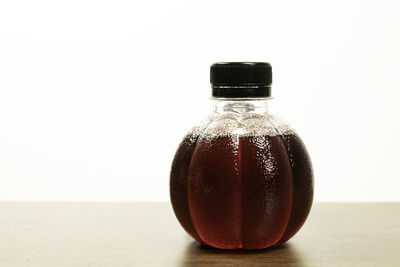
(170, 62, 314, 250)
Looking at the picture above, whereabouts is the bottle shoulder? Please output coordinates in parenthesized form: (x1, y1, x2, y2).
(187, 112, 295, 139)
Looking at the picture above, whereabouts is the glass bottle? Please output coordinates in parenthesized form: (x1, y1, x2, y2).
(170, 62, 314, 250)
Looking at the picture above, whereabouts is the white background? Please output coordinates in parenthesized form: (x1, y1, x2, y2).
(1, 0, 399, 202)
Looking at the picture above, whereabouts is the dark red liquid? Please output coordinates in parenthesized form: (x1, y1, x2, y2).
(170, 133, 313, 250)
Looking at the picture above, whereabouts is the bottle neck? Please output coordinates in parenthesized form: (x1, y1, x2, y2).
(212, 98, 270, 115)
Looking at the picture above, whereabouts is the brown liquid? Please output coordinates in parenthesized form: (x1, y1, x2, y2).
(170, 133, 313, 250)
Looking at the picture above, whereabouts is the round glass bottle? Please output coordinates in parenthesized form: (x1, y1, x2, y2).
(170, 62, 314, 250)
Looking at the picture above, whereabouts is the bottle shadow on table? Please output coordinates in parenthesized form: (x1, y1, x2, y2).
(178, 241, 307, 267)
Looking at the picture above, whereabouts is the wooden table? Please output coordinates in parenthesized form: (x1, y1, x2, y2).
(0, 203, 399, 266)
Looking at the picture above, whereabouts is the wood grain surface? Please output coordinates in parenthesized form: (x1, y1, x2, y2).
(0, 203, 399, 266)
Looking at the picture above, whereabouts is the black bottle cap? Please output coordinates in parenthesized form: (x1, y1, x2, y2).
(210, 62, 272, 98)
